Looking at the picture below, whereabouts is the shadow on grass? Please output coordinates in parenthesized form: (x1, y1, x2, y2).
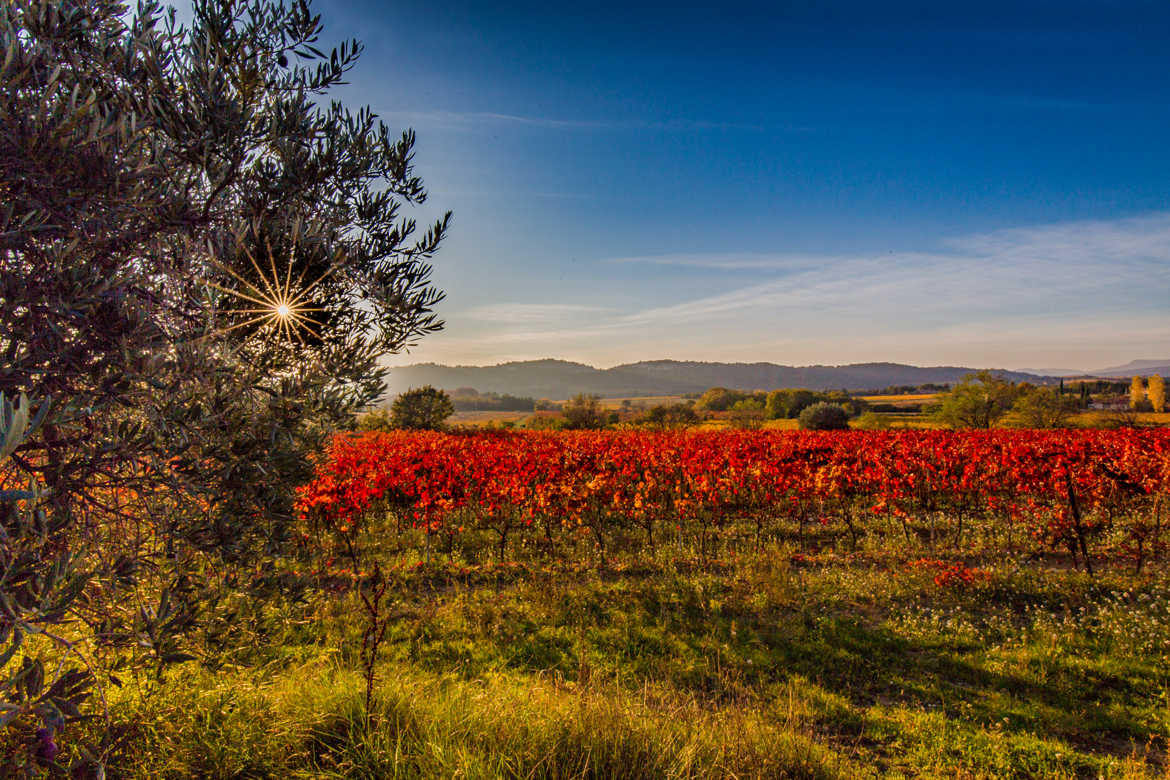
(388, 566, 1163, 771)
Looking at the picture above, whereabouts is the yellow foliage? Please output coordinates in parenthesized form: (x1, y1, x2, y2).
(1130, 376, 1145, 409)
(1148, 375, 1166, 413)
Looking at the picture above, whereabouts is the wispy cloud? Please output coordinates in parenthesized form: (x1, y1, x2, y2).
(394, 212, 1170, 368)
(606, 213, 1170, 329)
(942, 212, 1170, 264)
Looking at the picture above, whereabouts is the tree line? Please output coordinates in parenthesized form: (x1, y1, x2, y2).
(931, 371, 1166, 428)
(368, 372, 1169, 434)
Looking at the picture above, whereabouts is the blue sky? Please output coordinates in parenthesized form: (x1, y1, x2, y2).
(290, 1, 1170, 368)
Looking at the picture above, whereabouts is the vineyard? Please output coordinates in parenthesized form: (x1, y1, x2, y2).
(264, 427, 1170, 777)
(10, 0, 1170, 774)
(298, 428, 1170, 571)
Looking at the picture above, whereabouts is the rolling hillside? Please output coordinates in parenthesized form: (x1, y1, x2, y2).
(1088, 359, 1170, 378)
(384, 359, 1048, 399)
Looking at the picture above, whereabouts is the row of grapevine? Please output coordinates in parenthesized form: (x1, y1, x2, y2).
(296, 429, 1170, 570)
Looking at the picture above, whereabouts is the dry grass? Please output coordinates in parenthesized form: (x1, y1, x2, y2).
(859, 393, 940, 404)
(1069, 411, 1170, 427)
(117, 662, 841, 779)
(450, 410, 532, 426)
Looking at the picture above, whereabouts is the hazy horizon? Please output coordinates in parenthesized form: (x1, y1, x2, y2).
(384, 353, 1170, 377)
(380, 209, 1170, 372)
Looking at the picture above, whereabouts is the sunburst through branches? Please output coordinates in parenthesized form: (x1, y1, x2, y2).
(201, 240, 334, 345)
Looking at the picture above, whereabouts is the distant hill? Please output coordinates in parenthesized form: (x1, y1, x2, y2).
(1016, 367, 1087, 377)
(1088, 359, 1170, 378)
(383, 359, 1048, 400)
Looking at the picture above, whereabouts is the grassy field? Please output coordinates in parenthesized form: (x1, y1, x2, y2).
(859, 392, 940, 405)
(449, 409, 532, 425)
(450, 397, 693, 425)
(1069, 411, 1170, 427)
(93, 545, 1170, 779)
(593, 394, 692, 409)
(696, 417, 801, 430)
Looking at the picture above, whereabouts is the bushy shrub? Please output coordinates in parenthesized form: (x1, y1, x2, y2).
(562, 394, 606, 429)
(391, 387, 454, 430)
(854, 411, 890, 430)
(524, 413, 571, 431)
(637, 403, 699, 429)
(355, 408, 395, 432)
(728, 398, 766, 430)
(798, 402, 850, 430)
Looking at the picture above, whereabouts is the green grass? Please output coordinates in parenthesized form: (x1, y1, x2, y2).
(116, 665, 837, 778)
(79, 552, 1170, 778)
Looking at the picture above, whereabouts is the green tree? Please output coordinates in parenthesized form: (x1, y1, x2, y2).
(765, 389, 788, 420)
(695, 387, 748, 412)
(783, 389, 819, 418)
(728, 397, 765, 429)
(1009, 387, 1078, 429)
(638, 403, 699, 429)
(391, 387, 454, 430)
(854, 411, 890, 430)
(933, 372, 1022, 429)
(562, 393, 606, 429)
(355, 408, 395, 432)
(798, 402, 850, 430)
(524, 413, 570, 431)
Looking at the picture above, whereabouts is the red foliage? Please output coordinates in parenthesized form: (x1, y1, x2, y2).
(295, 429, 1170, 563)
(907, 558, 991, 587)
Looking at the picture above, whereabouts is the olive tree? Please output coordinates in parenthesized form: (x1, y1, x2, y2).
(1, 0, 449, 765)
(2, 0, 449, 552)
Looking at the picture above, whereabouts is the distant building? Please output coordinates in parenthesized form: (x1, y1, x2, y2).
(1089, 401, 1129, 411)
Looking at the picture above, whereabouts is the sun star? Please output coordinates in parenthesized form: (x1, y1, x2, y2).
(200, 240, 334, 344)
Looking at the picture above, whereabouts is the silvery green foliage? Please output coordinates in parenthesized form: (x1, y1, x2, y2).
(0, 393, 92, 775)
(0, 394, 49, 464)
(1, 0, 449, 770)
(1, 0, 449, 557)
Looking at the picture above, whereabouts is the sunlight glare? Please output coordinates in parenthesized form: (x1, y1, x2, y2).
(200, 241, 333, 344)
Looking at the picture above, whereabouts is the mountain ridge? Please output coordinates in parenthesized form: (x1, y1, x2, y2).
(384, 359, 1051, 400)
(1089, 359, 1170, 377)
